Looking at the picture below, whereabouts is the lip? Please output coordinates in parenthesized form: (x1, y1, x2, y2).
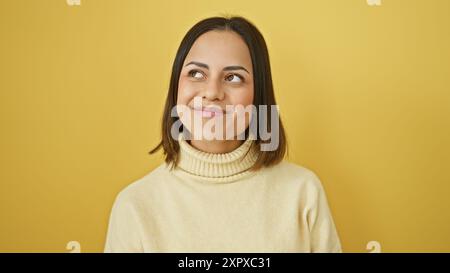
(191, 106, 225, 118)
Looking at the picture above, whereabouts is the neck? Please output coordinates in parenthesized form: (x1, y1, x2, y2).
(188, 139, 243, 154)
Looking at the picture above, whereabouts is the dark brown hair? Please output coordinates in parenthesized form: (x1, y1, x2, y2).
(149, 16, 288, 171)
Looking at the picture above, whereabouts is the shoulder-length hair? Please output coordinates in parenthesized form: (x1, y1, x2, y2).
(149, 16, 288, 171)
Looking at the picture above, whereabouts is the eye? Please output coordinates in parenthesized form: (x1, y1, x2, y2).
(225, 74, 244, 83)
(188, 69, 205, 80)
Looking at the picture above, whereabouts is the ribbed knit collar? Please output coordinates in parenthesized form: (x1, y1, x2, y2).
(174, 133, 259, 183)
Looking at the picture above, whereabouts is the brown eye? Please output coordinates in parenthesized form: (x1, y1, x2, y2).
(188, 70, 204, 79)
(225, 74, 244, 83)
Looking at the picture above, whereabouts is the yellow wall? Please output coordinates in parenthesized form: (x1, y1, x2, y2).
(1, 0, 449, 252)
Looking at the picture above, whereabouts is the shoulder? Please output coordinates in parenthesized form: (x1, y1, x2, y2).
(265, 160, 326, 195)
(111, 163, 172, 207)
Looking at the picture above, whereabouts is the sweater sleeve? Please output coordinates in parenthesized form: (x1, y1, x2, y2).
(104, 192, 144, 253)
(306, 173, 342, 253)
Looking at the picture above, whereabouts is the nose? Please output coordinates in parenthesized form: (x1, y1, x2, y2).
(201, 78, 225, 101)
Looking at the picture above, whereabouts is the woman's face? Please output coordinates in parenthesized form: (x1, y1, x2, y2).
(177, 30, 254, 140)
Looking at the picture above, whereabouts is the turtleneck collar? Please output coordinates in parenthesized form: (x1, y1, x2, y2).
(173, 133, 259, 183)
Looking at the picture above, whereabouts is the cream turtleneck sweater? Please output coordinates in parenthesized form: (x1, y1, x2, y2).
(104, 134, 342, 252)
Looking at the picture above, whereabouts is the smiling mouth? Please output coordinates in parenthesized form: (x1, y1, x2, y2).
(191, 107, 225, 118)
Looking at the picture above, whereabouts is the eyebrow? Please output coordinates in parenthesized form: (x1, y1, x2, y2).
(184, 61, 250, 74)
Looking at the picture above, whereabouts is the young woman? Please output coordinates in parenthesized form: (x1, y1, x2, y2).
(104, 16, 342, 253)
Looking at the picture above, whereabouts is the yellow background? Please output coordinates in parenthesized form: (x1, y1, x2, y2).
(1, 0, 449, 252)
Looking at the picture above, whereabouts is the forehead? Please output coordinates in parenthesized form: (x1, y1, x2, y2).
(184, 30, 253, 70)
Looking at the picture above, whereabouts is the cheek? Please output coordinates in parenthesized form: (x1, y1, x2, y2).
(227, 85, 254, 137)
(228, 85, 254, 107)
(177, 78, 195, 105)
(176, 78, 197, 131)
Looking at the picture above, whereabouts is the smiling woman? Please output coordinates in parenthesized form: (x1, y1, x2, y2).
(104, 16, 342, 253)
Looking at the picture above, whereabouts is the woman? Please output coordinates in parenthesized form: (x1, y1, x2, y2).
(104, 16, 342, 253)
